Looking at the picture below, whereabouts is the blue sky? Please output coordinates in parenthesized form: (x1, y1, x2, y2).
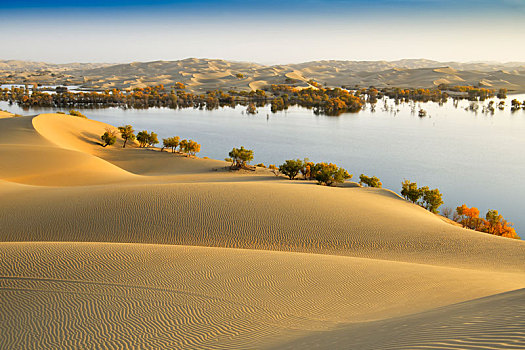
(0, 0, 524, 63)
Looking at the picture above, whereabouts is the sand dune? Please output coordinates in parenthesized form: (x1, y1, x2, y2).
(1, 113, 525, 348)
(4, 58, 525, 92)
(2, 242, 524, 349)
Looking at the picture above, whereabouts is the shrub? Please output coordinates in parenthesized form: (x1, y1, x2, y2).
(279, 159, 303, 180)
(69, 110, 86, 118)
(228, 146, 254, 169)
(101, 128, 117, 147)
(118, 125, 135, 148)
(256, 163, 266, 168)
(359, 174, 382, 188)
(268, 164, 279, 176)
(314, 163, 352, 186)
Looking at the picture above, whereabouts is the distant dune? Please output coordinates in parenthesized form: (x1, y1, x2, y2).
(2, 58, 525, 93)
(1, 113, 524, 349)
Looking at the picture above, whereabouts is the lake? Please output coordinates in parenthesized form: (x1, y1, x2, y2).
(2, 94, 524, 235)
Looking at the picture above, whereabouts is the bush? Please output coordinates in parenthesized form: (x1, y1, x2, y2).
(359, 174, 382, 188)
(101, 128, 117, 147)
(256, 163, 266, 168)
(69, 110, 86, 118)
(279, 159, 303, 180)
(314, 163, 352, 186)
(228, 146, 254, 169)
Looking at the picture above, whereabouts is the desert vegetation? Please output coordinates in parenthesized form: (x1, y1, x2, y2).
(452, 204, 519, 239)
(359, 174, 382, 188)
(401, 180, 443, 213)
(227, 146, 254, 170)
(100, 128, 117, 147)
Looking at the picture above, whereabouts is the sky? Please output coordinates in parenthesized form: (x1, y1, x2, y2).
(0, 0, 524, 64)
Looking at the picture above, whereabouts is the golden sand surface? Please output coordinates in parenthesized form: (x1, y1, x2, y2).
(1, 113, 524, 349)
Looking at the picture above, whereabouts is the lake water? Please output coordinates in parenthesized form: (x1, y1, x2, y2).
(2, 94, 525, 235)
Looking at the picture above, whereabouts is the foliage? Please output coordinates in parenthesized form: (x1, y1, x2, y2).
(268, 164, 279, 176)
(117, 125, 135, 148)
(420, 187, 443, 214)
(228, 146, 254, 169)
(100, 128, 117, 147)
(314, 163, 352, 186)
(454, 205, 519, 239)
(359, 174, 382, 188)
(401, 180, 421, 203)
(179, 139, 201, 156)
(69, 110, 86, 118)
(279, 159, 304, 180)
(162, 136, 180, 153)
(255, 163, 266, 168)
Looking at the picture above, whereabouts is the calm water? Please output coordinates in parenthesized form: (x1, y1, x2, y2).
(2, 95, 525, 235)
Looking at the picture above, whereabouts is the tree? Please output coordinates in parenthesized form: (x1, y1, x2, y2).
(314, 163, 352, 186)
(482, 210, 519, 239)
(420, 187, 443, 214)
(455, 204, 483, 230)
(401, 180, 421, 203)
(279, 159, 303, 180)
(162, 136, 180, 153)
(179, 139, 189, 154)
(187, 140, 201, 156)
(148, 132, 159, 147)
(118, 125, 135, 148)
(136, 130, 151, 147)
(359, 174, 382, 188)
(228, 146, 254, 169)
(100, 128, 117, 147)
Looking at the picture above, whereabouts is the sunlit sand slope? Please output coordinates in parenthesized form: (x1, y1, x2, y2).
(1, 242, 524, 349)
(278, 288, 525, 350)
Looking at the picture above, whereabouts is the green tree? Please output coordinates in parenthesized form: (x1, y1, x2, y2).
(359, 174, 382, 188)
(136, 130, 150, 147)
(401, 180, 421, 203)
(148, 132, 159, 147)
(162, 136, 180, 153)
(420, 187, 443, 213)
(314, 163, 352, 186)
(100, 128, 117, 147)
(179, 139, 189, 154)
(279, 159, 304, 180)
(228, 146, 254, 169)
(187, 140, 201, 156)
(118, 125, 135, 148)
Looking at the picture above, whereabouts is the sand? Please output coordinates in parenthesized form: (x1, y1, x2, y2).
(3, 58, 525, 93)
(1, 113, 525, 349)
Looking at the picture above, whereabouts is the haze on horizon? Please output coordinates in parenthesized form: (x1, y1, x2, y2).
(1, 0, 524, 64)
